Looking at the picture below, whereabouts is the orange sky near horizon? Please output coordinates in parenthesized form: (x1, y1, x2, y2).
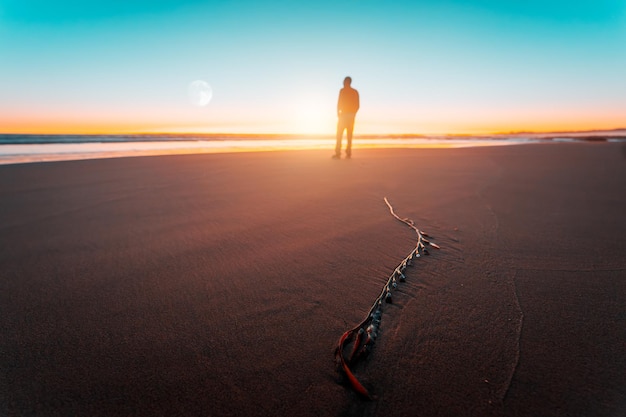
(3, 81, 625, 136)
(2, 107, 624, 136)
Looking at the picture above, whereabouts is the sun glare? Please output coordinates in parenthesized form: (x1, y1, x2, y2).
(291, 94, 335, 135)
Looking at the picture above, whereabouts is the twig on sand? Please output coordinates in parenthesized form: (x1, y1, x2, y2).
(334, 197, 440, 399)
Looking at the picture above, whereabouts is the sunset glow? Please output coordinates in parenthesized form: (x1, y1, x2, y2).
(1, 1, 625, 136)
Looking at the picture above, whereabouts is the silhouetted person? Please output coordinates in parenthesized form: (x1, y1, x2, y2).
(333, 76, 359, 159)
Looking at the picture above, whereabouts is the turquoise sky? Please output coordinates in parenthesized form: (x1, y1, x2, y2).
(1, 0, 625, 134)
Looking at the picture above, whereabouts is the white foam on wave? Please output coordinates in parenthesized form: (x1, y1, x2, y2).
(0, 138, 529, 165)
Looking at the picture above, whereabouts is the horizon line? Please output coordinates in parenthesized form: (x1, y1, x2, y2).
(1, 127, 625, 138)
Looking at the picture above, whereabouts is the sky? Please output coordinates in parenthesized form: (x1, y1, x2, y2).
(1, 0, 625, 135)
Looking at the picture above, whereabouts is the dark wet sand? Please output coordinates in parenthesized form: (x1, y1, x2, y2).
(1, 143, 625, 416)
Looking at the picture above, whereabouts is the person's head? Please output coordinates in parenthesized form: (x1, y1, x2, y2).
(343, 76, 352, 87)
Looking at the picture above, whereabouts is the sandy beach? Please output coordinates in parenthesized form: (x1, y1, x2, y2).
(1, 143, 624, 417)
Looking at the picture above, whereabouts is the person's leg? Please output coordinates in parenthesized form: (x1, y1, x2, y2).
(335, 118, 344, 157)
(345, 116, 355, 158)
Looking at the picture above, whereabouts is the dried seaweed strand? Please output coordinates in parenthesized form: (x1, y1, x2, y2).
(334, 197, 440, 399)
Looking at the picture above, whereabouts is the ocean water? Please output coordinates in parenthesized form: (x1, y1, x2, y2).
(0, 133, 624, 165)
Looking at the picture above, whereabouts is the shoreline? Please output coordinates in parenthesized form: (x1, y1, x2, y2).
(1, 136, 625, 166)
(0, 138, 520, 166)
